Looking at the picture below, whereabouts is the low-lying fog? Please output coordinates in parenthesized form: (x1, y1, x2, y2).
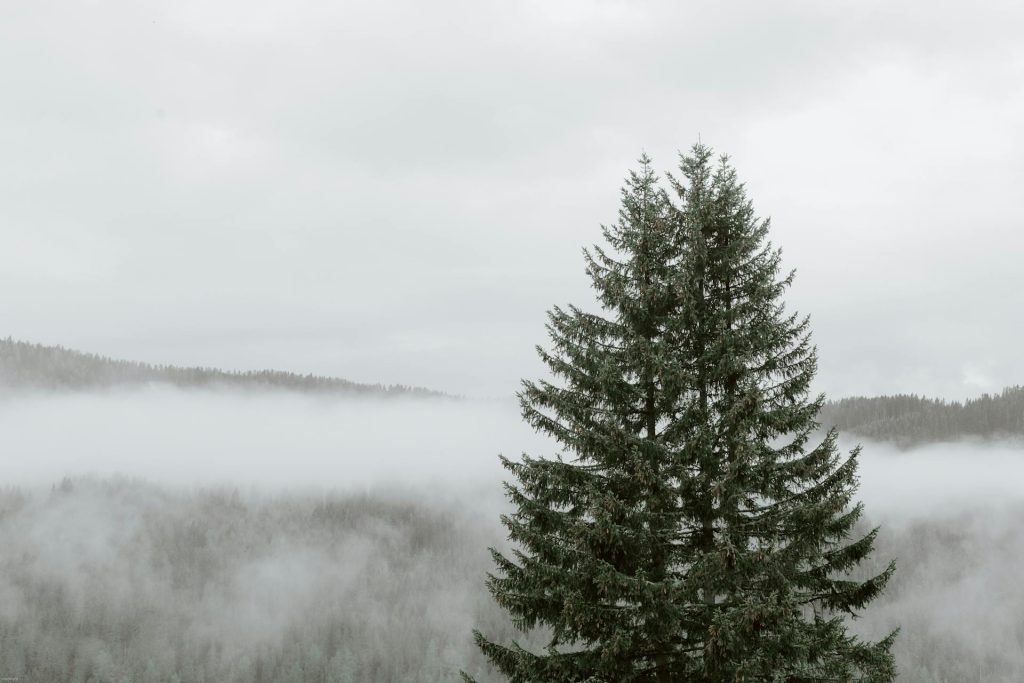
(1, 387, 1023, 681)
(0, 387, 533, 493)
(5, 387, 1024, 510)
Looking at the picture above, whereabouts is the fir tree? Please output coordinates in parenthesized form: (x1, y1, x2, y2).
(468, 146, 896, 682)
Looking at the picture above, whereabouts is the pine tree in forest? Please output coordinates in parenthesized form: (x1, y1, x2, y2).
(467, 146, 897, 682)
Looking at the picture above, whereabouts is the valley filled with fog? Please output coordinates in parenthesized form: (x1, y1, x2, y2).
(1, 388, 1023, 681)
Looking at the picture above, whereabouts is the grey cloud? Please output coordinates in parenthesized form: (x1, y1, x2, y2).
(1, 0, 1022, 397)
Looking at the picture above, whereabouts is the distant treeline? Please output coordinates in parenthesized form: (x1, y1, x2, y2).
(0, 338, 445, 398)
(820, 386, 1024, 447)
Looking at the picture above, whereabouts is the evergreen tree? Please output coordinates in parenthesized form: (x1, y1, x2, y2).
(468, 146, 896, 682)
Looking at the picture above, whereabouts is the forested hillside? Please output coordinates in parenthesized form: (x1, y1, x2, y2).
(6, 337, 1021, 447)
(0, 478, 1019, 683)
(0, 480, 525, 683)
(821, 386, 1024, 447)
(0, 338, 443, 397)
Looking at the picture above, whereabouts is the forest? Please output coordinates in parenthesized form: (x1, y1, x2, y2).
(0, 339, 443, 398)
(820, 387, 1024, 447)
(0, 476, 1020, 682)
(0, 479, 523, 683)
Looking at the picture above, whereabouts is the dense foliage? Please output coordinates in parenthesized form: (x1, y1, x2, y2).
(471, 147, 896, 681)
(820, 387, 1024, 447)
(0, 479, 523, 683)
(1, 476, 1021, 683)
(0, 338, 442, 397)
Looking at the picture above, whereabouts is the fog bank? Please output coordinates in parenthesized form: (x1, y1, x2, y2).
(4, 387, 1024, 517)
(854, 438, 1024, 518)
(0, 388, 543, 493)
(3, 388, 1024, 680)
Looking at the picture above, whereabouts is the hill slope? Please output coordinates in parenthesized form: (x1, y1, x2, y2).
(820, 387, 1024, 447)
(0, 338, 445, 397)
(4, 337, 1020, 443)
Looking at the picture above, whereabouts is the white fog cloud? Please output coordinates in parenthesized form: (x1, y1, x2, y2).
(0, 389, 544, 492)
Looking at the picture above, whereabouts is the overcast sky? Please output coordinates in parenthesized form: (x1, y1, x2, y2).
(1, 0, 1022, 399)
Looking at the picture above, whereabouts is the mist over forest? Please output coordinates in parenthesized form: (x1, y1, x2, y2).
(4, 0, 1024, 678)
(2, 365, 1024, 681)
